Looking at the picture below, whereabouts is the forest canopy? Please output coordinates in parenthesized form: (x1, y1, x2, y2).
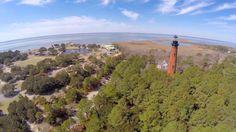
(78, 56, 236, 132)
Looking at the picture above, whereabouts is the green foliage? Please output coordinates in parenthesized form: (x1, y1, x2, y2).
(56, 53, 79, 67)
(33, 96, 47, 105)
(88, 55, 104, 68)
(48, 47, 58, 56)
(65, 87, 82, 104)
(80, 56, 236, 132)
(37, 58, 57, 73)
(46, 107, 68, 125)
(24, 64, 40, 75)
(76, 99, 92, 123)
(39, 47, 47, 54)
(8, 96, 39, 123)
(1, 84, 15, 97)
(22, 75, 59, 95)
(69, 64, 89, 88)
(84, 64, 95, 75)
(45, 99, 68, 126)
(83, 76, 100, 91)
(0, 72, 13, 82)
(59, 44, 66, 52)
(0, 115, 30, 132)
(85, 112, 103, 132)
(97, 56, 123, 78)
(55, 70, 70, 86)
(0, 50, 28, 65)
(11, 66, 28, 80)
(54, 118, 75, 132)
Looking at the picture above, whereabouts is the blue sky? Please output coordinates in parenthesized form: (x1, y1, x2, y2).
(0, 0, 236, 43)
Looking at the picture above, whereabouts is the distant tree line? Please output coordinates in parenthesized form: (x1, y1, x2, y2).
(0, 50, 27, 65)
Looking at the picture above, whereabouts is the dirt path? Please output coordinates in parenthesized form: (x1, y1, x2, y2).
(86, 91, 99, 100)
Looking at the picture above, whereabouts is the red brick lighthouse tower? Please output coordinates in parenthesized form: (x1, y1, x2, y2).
(167, 35, 179, 76)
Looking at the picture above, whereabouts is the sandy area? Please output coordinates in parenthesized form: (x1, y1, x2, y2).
(49, 67, 67, 77)
(87, 91, 99, 100)
(2, 66, 11, 73)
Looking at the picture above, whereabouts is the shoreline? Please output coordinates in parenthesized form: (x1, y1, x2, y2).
(0, 33, 235, 52)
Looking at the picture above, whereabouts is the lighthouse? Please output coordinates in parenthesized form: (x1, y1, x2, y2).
(167, 35, 179, 76)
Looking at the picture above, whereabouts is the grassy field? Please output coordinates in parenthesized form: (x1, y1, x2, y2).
(114, 41, 230, 67)
(0, 96, 19, 113)
(15, 55, 56, 67)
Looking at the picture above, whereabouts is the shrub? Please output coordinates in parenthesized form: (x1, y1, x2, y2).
(22, 75, 59, 95)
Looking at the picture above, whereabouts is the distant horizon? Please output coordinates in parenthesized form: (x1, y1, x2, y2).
(0, 32, 235, 45)
(0, 32, 235, 52)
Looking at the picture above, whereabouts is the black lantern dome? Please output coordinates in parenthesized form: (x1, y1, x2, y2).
(172, 35, 179, 46)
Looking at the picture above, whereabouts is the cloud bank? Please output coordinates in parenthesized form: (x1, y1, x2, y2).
(0, 16, 133, 41)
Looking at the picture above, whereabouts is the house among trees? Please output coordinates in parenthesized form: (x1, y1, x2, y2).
(157, 60, 168, 70)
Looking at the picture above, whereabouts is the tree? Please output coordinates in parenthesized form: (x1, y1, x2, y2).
(56, 54, 78, 67)
(83, 77, 100, 91)
(24, 64, 40, 75)
(8, 96, 39, 123)
(80, 56, 236, 131)
(55, 70, 70, 86)
(0, 73, 13, 82)
(84, 64, 95, 75)
(88, 55, 104, 68)
(46, 106, 68, 126)
(76, 99, 92, 123)
(0, 50, 27, 64)
(54, 118, 75, 132)
(0, 115, 30, 132)
(65, 88, 82, 104)
(38, 47, 47, 55)
(69, 74, 84, 88)
(69, 64, 89, 88)
(35, 112, 44, 123)
(37, 58, 57, 73)
(22, 75, 59, 95)
(58, 44, 66, 52)
(48, 47, 58, 56)
(1, 84, 15, 97)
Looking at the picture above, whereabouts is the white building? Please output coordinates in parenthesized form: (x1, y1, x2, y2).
(101, 44, 116, 51)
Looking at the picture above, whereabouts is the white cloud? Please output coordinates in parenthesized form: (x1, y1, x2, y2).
(221, 14, 236, 21)
(20, 0, 52, 6)
(177, 2, 213, 15)
(121, 9, 139, 20)
(215, 1, 236, 11)
(0, 16, 133, 41)
(182, 0, 200, 6)
(157, 0, 215, 15)
(75, 0, 86, 3)
(101, 0, 115, 6)
(157, 0, 178, 14)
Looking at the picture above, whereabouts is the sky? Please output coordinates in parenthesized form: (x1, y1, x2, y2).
(0, 0, 236, 43)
